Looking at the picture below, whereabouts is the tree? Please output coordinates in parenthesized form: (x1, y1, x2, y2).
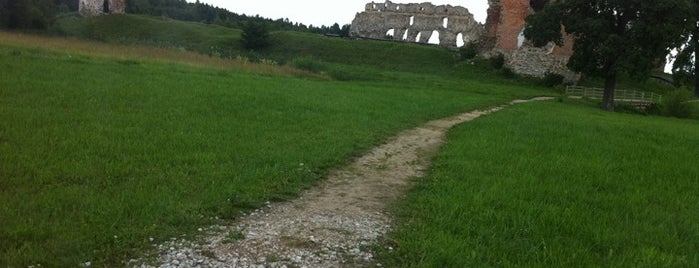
(241, 21, 270, 50)
(525, 0, 692, 111)
(0, 0, 55, 29)
(671, 2, 698, 98)
(339, 24, 351, 38)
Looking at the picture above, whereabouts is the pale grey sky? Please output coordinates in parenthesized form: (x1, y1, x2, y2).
(189, 1, 489, 27)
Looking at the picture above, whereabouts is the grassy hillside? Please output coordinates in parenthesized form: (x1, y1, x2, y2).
(52, 13, 243, 55)
(49, 14, 526, 84)
(0, 29, 547, 266)
(379, 101, 699, 267)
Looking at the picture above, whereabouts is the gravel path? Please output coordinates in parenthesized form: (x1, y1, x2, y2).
(134, 97, 553, 268)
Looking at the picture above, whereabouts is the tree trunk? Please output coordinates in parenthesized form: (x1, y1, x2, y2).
(694, 26, 699, 98)
(602, 74, 616, 111)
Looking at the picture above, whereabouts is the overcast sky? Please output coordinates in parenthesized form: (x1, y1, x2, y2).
(188, 1, 490, 27)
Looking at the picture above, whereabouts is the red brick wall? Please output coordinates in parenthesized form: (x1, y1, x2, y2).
(495, 0, 529, 51)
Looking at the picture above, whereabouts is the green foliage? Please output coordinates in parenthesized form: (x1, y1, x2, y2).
(327, 23, 351, 37)
(379, 101, 699, 267)
(490, 53, 505, 69)
(669, 0, 698, 97)
(241, 21, 270, 50)
(500, 67, 516, 79)
(523, 3, 564, 47)
(525, 0, 693, 110)
(0, 0, 55, 29)
(459, 42, 479, 60)
(662, 89, 695, 118)
(542, 72, 565, 87)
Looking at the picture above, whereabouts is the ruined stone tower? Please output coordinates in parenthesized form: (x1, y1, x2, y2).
(79, 0, 126, 17)
(482, 0, 578, 82)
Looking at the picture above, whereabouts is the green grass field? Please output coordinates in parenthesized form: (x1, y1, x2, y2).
(0, 30, 546, 266)
(378, 101, 699, 267)
(1, 13, 697, 267)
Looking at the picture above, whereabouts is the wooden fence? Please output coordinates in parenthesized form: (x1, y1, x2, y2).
(566, 86, 663, 104)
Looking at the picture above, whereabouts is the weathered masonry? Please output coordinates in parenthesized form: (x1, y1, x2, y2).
(350, 1, 482, 48)
(351, 0, 579, 82)
(79, 0, 126, 16)
(482, 0, 578, 82)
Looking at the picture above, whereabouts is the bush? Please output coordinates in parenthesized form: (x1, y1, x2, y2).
(0, 0, 55, 29)
(459, 42, 479, 60)
(241, 21, 270, 50)
(501, 67, 516, 79)
(661, 89, 694, 118)
(542, 72, 565, 87)
(490, 53, 505, 69)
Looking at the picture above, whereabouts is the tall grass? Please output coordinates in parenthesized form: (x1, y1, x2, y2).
(0, 31, 313, 78)
(379, 101, 699, 267)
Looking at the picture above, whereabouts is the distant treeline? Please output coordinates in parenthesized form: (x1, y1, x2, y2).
(128, 0, 351, 36)
(0, 0, 351, 37)
(0, 0, 60, 29)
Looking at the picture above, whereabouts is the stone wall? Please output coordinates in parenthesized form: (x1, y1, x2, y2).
(350, 0, 580, 82)
(79, 0, 126, 17)
(350, 1, 482, 48)
(504, 45, 580, 82)
(483, 0, 578, 82)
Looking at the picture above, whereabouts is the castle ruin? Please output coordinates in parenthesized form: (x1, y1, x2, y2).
(350, 1, 482, 48)
(79, 0, 126, 17)
(351, 0, 579, 82)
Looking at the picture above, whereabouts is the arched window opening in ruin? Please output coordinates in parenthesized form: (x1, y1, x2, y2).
(397, 6, 400, 10)
(372, 4, 376, 9)
(428, 30, 440, 45)
(410, 16, 415, 26)
(420, 7, 424, 11)
(456, 33, 465, 47)
(103, 0, 110, 13)
(530, 0, 549, 12)
(443, 17, 449, 28)
(386, 29, 395, 38)
(416, 32, 422, 42)
(402, 29, 409, 40)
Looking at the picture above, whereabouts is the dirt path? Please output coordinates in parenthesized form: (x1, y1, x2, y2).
(139, 97, 552, 268)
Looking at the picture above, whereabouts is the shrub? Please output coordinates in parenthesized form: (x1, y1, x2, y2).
(490, 53, 505, 69)
(542, 72, 565, 87)
(241, 21, 270, 50)
(501, 67, 516, 78)
(459, 42, 479, 60)
(661, 89, 693, 118)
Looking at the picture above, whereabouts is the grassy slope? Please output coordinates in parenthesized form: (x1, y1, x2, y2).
(52, 13, 243, 55)
(0, 25, 547, 267)
(379, 101, 699, 267)
(49, 13, 533, 86)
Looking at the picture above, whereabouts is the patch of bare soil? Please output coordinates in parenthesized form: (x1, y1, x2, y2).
(138, 97, 552, 268)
